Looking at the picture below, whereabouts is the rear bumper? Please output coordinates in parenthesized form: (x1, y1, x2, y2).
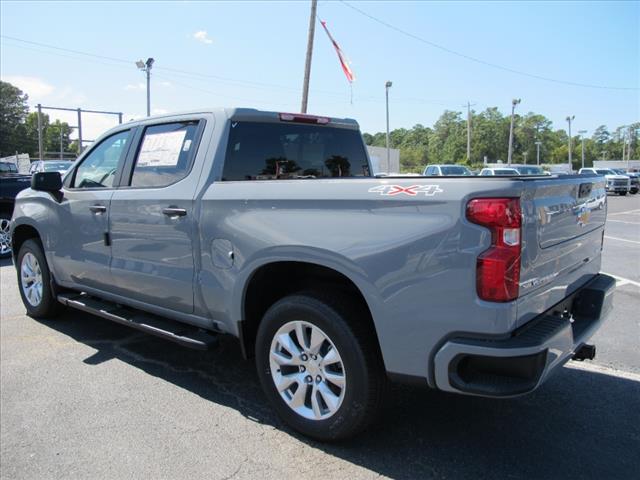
(433, 274, 615, 397)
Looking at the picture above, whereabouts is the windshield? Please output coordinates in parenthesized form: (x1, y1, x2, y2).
(596, 169, 616, 175)
(0, 162, 18, 173)
(515, 166, 544, 175)
(440, 166, 471, 175)
(44, 162, 73, 171)
(494, 169, 519, 175)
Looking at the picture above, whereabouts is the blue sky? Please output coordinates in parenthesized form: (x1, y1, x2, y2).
(1, 1, 638, 141)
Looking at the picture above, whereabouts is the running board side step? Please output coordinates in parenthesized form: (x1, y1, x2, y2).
(57, 293, 217, 350)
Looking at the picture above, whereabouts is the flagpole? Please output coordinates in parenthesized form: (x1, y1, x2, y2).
(301, 0, 318, 113)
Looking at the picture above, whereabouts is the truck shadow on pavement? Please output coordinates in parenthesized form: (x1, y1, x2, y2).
(34, 310, 640, 480)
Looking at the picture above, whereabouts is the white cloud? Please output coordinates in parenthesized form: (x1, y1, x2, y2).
(1, 75, 54, 99)
(124, 82, 146, 91)
(193, 30, 213, 44)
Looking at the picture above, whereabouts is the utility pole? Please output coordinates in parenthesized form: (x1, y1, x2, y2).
(59, 126, 64, 160)
(136, 58, 155, 116)
(37, 104, 44, 161)
(507, 98, 520, 166)
(385, 81, 393, 166)
(77, 108, 83, 154)
(466, 101, 474, 162)
(578, 130, 587, 169)
(566, 115, 575, 169)
(523, 151, 528, 165)
(300, 0, 318, 113)
(601, 151, 607, 161)
(535, 141, 542, 165)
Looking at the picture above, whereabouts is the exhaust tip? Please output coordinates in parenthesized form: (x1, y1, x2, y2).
(572, 344, 596, 361)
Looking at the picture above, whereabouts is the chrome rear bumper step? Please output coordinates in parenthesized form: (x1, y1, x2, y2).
(57, 293, 217, 350)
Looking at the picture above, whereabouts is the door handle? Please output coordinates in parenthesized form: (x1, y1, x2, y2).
(89, 205, 107, 214)
(162, 207, 187, 217)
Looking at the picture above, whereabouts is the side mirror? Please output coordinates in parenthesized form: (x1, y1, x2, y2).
(31, 172, 62, 192)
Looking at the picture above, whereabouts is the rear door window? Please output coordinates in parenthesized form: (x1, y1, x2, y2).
(222, 121, 370, 180)
(129, 121, 200, 188)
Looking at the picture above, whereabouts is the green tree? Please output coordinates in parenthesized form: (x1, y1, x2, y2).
(0, 81, 30, 156)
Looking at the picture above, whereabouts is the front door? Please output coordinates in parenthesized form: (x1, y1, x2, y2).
(108, 120, 204, 314)
(52, 129, 132, 291)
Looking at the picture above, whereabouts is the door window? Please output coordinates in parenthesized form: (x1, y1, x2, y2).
(129, 121, 200, 188)
(72, 130, 130, 188)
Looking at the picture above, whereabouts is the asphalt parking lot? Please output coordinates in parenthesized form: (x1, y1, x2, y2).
(1, 195, 639, 480)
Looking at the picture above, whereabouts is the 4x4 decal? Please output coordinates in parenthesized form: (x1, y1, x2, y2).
(368, 184, 443, 196)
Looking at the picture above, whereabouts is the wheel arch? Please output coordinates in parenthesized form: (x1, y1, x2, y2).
(11, 222, 43, 263)
(237, 256, 383, 367)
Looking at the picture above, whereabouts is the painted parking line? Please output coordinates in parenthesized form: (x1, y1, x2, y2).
(566, 362, 640, 382)
(601, 272, 640, 288)
(609, 209, 640, 216)
(604, 235, 640, 245)
(606, 219, 640, 225)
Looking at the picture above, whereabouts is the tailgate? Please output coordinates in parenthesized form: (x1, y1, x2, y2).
(516, 175, 607, 326)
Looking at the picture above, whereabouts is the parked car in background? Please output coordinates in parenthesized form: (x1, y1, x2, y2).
(423, 164, 473, 176)
(29, 160, 74, 176)
(513, 166, 548, 175)
(579, 168, 630, 195)
(11, 108, 614, 441)
(479, 167, 520, 176)
(0, 163, 32, 258)
(611, 168, 639, 194)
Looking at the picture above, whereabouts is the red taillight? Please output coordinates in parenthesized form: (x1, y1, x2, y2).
(466, 198, 522, 302)
(279, 112, 330, 124)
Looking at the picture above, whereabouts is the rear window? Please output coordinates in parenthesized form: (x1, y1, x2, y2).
(222, 121, 370, 181)
(440, 166, 471, 175)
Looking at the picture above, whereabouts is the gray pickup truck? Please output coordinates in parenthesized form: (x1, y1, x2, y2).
(11, 109, 615, 440)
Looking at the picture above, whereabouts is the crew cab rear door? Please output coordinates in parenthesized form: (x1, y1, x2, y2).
(108, 118, 207, 314)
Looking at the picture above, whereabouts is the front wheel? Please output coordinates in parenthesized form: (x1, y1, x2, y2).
(619, 191, 628, 196)
(17, 239, 61, 318)
(0, 213, 12, 259)
(255, 292, 385, 441)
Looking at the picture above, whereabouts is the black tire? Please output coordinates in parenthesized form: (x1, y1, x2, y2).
(16, 239, 61, 318)
(255, 291, 385, 441)
(620, 191, 627, 196)
(0, 212, 12, 259)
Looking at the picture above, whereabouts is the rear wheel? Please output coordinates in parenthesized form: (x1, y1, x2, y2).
(0, 213, 11, 259)
(255, 291, 385, 441)
(619, 191, 627, 196)
(17, 239, 61, 318)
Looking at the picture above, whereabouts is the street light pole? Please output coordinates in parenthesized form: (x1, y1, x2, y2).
(566, 115, 575, 169)
(507, 98, 520, 166)
(578, 130, 587, 169)
(523, 151, 528, 165)
(136, 58, 155, 117)
(385, 81, 393, 167)
(535, 141, 542, 165)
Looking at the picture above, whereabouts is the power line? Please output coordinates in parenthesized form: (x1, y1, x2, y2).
(338, 1, 638, 91)
(2, 35, 480, 109)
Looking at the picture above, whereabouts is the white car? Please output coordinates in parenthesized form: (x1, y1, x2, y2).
(479, 168, 520, 176)
(29, 160, 74, 176)
(423, 165, 473, 176)
(578, 168, 630, 196)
